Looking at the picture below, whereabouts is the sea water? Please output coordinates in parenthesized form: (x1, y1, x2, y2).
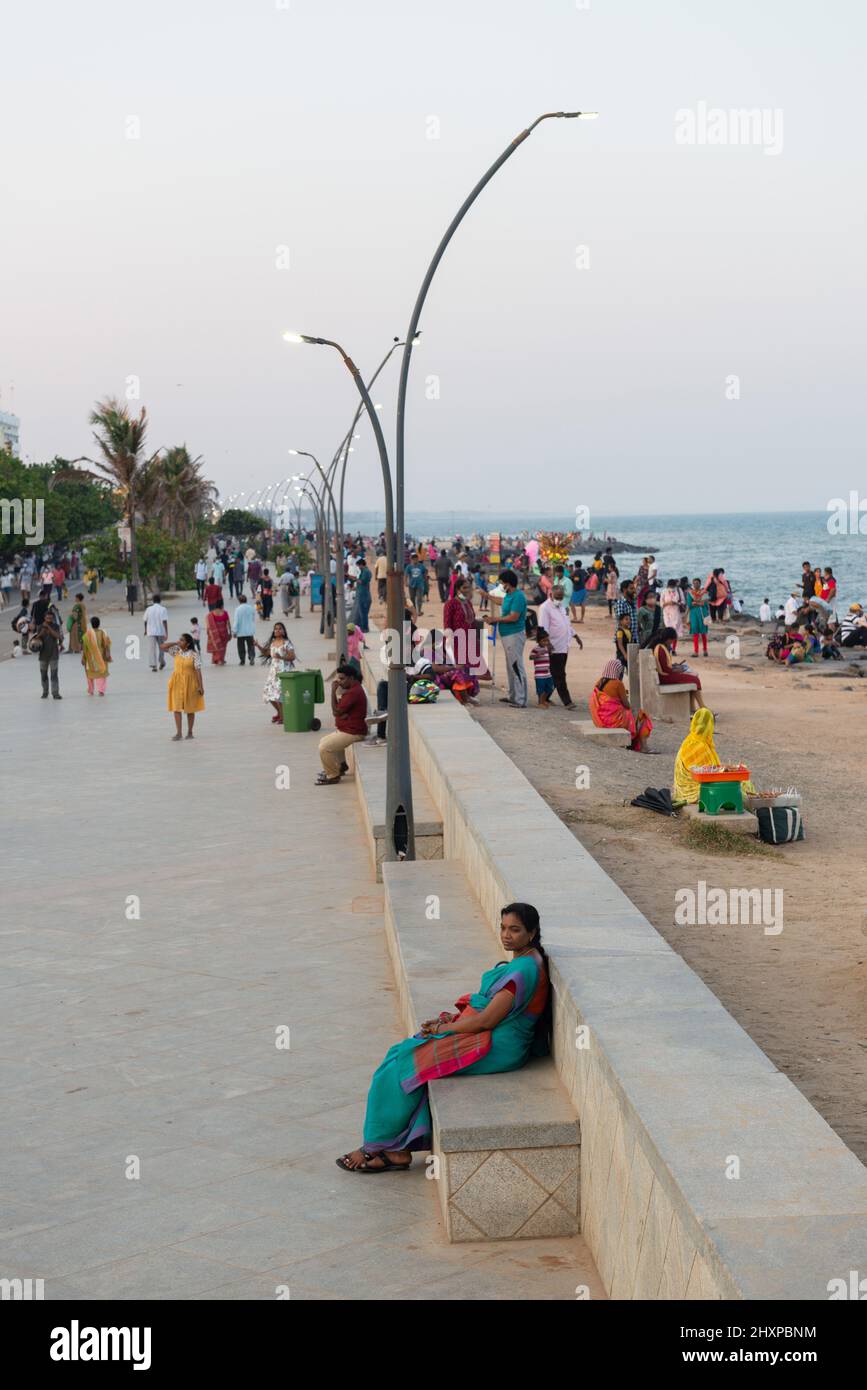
(342, 510, 867, 616)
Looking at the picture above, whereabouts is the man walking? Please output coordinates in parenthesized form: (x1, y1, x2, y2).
(144, 593, 169, 671)
(434, 548, 452, 603)
(406, 555, 427, 616)
(37, 611, 63, 699)
(485, 569, 528, 707)
(373, 550, 388, 604)
(232, 595, 257, 666)
(195, 556, 207, 600)
(537, 585, 582, 708)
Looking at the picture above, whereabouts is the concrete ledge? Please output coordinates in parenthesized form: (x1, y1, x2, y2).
(405, 695, 867, 1297)
(353, 741, 443, 881)
(382, 859, 579, 1243)
(682, 803, 759, 836)
(571, 720, 632, 747)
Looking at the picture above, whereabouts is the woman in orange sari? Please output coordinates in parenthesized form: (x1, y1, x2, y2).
(589, 658, 653, 752)
(206, 600, 231, 665)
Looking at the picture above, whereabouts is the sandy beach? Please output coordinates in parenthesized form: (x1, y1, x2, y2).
(378, 587, 867, 1166)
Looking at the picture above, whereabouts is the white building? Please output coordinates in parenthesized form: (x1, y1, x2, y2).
(0, 410, 20, 456)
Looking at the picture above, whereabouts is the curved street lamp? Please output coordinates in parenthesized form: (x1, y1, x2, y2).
(282, 110, 597, 860)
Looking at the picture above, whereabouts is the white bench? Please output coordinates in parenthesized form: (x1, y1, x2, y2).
(571, 719, 632, 748)
(637, 648, 694, 724)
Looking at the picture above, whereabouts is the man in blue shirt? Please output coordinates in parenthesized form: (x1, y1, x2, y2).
(485, 569, 528, 707)
(232, 595, 258, 666)
(406, 557, 427, 616)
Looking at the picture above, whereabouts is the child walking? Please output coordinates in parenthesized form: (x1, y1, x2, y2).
(529, 628, 554, 708)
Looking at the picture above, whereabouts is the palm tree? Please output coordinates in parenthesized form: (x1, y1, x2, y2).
(158, 446, 218, 540)
(88, 399, 154, 606)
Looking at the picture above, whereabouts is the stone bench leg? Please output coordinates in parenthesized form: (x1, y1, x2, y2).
(434, 1123, 580, 1242)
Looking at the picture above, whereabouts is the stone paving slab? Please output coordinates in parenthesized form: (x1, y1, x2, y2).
(0, 593, 602, 1300)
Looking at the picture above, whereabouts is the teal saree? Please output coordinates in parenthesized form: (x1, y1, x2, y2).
(362, 950, 548, 1154)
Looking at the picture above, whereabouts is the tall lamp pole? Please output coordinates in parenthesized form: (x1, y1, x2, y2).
(283, 330, 414, 860)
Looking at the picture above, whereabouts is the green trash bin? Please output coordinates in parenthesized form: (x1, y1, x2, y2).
(279, 668, 325, 732)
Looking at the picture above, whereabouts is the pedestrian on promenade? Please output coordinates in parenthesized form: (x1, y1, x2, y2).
(125, 580, 138, 616)
(212, 556, 225, 587)
(232, 553, 245, 598)
(82, 616, 111, 696)
(206, 600, 231, 665)
(52, 563, 65, 601)
(406, 555, 426, 616)
(161, 633, 204, 740)
(19, 565, 33, 603)
(337, 902, 549, 1172)
(66, 593, 87, 654)
(256, 622, 296, 723)
(35, 611, 63, 699)
(316, 663, 367, 785)
(373, 550, 388, 604)
(434, 548, 452, 603)
(203, 576, 223, 611)
(529, 628, 554, 707)
(258, 568, 274, 620)
(614, 578, 638, 638)
(278, 567, 296, 617)
(637, 590, 662, 649)
(353, 558, 372, 632)
(246, 555, 262, 597)
(195, 556, 207, 600)
(189, 617, 201, 653)
(232, 595, 257, 666)
(144, 594, 169, 671)
(537, 586, 582, 708)
(485, 569, 528, 708)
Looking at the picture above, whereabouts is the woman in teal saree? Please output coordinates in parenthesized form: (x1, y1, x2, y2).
(337, 903, 550, 1173)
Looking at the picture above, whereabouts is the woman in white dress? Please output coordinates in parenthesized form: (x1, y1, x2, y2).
(660, 579, 685, 651)
(256, 622, 296, 723)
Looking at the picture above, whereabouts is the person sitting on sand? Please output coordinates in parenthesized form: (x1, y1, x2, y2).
(336, 903, 550, 1173)
(589, 658, 654, 752)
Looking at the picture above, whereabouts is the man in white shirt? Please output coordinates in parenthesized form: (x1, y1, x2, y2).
(784, 592, 802, 627)
(195, 557, 207, 600)
(537, 586, 583, 709)
(759, 599, 772, 624)
(143, 594, 169, 670)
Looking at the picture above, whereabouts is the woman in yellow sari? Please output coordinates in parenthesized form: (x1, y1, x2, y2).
(81, 616, 111, 695)
(672, 708, 720, 803)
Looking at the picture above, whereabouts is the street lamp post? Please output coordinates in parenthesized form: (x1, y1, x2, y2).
(284, 330, 415, 859)
(290, 450, 344, 655)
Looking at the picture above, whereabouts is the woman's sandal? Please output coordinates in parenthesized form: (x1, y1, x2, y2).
(335, 1150, 411, 1174)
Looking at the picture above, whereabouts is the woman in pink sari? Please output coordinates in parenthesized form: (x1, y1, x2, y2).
(442, 576, 489, 679)
(589, 658, 653, 752)
(206, 600, 231, 665)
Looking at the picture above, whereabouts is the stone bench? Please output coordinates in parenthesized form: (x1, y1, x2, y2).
(571, 719, 632, 747)
(383, 858, 580, 1242)
(636, 648, 693, 724)
(352, 740, 443, 882)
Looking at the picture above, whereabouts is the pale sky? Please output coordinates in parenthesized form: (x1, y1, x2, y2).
(2, 0, 865, 515)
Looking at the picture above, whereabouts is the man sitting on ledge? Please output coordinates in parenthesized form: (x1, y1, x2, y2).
(316, 663, 367, 786)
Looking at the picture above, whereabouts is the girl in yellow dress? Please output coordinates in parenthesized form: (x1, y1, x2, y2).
(161, 632, 205, 740)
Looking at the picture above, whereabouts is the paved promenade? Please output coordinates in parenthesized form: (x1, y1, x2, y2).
(0, 592, 602, 1300)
